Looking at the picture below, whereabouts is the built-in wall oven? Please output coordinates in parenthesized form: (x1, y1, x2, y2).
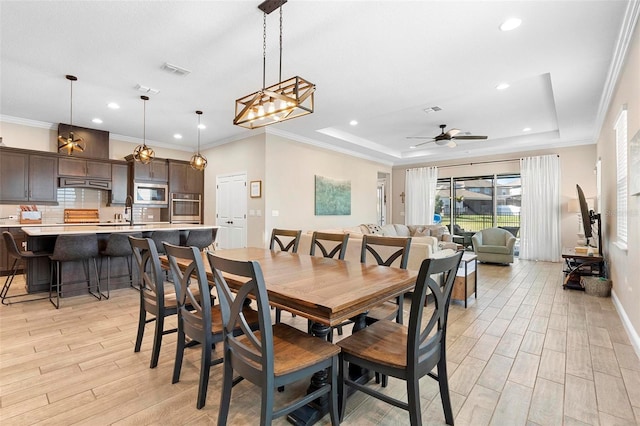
(170, 193, 201, 223)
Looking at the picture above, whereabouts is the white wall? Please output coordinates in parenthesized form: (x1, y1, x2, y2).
(392, 144, 598, 250)
(596, 20, 639, 352)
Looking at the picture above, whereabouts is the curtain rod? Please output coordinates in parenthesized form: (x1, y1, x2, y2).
(407, 154, 559, 170)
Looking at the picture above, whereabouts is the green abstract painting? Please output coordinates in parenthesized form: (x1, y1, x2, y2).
(315, 175, 351, 215)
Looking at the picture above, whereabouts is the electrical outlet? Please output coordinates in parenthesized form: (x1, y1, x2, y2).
(9, 215, 18, 220)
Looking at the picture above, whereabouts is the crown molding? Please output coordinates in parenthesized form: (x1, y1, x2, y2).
(264, 127, 394, 167)
(0, 115, 56, 130)
(593, 0, 640, 139)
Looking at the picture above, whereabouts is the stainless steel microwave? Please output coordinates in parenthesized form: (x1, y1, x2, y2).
(133, 182, 168, 206)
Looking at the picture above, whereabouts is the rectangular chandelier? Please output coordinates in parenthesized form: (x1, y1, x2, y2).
(233, 76, 315, 129)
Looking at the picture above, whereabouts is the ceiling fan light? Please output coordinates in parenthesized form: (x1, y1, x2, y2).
(447, 141, 457, 148)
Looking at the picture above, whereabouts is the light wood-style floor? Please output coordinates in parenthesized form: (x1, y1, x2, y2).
(1, 259, 639, 425)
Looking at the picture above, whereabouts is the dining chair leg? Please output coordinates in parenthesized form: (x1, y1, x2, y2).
(407, 375, 422, 426)
(328, 356, 340, 426)
(172, 326, 186, 384)
(150, 315, 164, 368)
(217, 353, 233, 426)
(261, 384, 274, 425)
(437, 357, 454, 425)
(196, 340, 212, 409)
(339, 355, 348, 422)
(134, 308, 146, 352)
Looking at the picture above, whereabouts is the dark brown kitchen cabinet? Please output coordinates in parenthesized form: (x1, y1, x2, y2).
(168, 161, 204, 194)
(129, 158, 168, 183)
(109, 163, 129, 205)
(0, 149, 57, 204)
(59, 157, 111, 179)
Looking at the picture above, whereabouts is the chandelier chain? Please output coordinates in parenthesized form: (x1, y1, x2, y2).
(262, 12, 267, 91)
(143, 97, 146, 146)
(279, 5, 283, 83)
(197, 114, 201, 153)
(69, 79, 74, 127)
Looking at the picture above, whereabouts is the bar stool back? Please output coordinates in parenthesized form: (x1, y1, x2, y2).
(185, 228, 217, 251)
(49, 234, 100, 309)
(150, 230, 180, 254)
(99, 232, 141, 297)
(1, 231, 51, 305)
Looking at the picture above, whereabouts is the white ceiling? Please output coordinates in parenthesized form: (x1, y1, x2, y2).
(0, 1, 635, 166)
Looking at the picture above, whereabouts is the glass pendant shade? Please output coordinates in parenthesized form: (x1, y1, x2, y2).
(57, 75, 85, 155)
(133, 95, 155, 164)
(190, 110, 207, 171)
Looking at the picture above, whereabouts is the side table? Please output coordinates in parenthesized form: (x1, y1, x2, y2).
(451, 252, 478, 308)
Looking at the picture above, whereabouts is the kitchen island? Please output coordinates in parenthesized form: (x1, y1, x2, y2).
(21, 224, 218, 294)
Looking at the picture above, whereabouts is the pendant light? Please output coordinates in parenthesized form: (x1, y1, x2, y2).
(133, 95, 155, 164)
(57, 75, 85, 155)
(233, 0, 315, 129)
(190, 110, 208, 171)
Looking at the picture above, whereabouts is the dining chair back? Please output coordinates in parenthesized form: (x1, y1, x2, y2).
(360, 234, 412, 325)
(269, 228, 301, 253)
(337, 251, 463, 425)
(310, 231, 349, 260)
(164, 242, 259, 409)
(270, 228, 302, 323)
(208, 252, 341, 425)
(309, 231, 350, 340)
(129, 236, 179, 369)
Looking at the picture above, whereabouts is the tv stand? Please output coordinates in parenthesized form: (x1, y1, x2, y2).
(561, 248, 604, 290)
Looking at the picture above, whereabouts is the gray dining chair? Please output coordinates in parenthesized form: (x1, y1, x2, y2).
(337, 251, 463, 425)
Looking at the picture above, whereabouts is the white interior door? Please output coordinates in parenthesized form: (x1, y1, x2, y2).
(216, 173, 247, 249)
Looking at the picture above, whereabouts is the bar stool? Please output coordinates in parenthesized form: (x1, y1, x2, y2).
(1, 231, 51, 305)
(98, 232, 141, 297)
(150, 230, 180, 254)
(184, 228, 217, 251)
(49, 234, 101, 309)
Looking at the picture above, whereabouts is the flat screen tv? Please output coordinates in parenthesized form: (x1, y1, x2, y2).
(576, 184, 593, 240)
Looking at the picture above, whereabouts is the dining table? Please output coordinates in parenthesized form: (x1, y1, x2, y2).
(163, 247, 418, 425)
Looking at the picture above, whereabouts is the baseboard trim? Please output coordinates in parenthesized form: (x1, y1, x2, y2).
(611, 289, 640, 359)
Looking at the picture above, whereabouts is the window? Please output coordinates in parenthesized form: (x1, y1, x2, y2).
(615, 108, 628, 244)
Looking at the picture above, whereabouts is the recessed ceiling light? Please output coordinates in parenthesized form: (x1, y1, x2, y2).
(523, 127, 532, 132)
(496, 83, 510, 90)
(92, 118, 103, 124)
(174, 134, 182, 139)
(107, 102, 120, 109)
(409, 145, 416, 149)
(500, 17, 522, 31)
(197, 124, 206, 130)
(349, 120, 358, 126)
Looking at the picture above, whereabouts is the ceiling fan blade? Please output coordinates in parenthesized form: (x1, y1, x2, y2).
(409, 139, 436, 148)
(452, 135, 488, 140)
(445, 128, 460, 137)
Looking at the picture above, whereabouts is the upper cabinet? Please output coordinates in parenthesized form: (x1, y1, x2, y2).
(108, 163, 129, 205)
(59, 157, 111, 179)
(168, 160, 204, 194)
(127, 156, 168, 183)
(0, 148, 57, 204)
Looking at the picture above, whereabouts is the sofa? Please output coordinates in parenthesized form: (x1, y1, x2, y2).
(472, 227, 516, 264)
(298, 223, 457, 272)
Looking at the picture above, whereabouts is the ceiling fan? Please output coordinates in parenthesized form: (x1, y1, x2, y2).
(407, 124, 488, 148)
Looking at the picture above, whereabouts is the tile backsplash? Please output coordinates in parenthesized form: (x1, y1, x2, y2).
(0, 188, 162, 225)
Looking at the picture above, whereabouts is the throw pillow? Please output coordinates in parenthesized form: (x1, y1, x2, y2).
(363, 223, 383, 234)
(413, 227, 429, 237)
(381, 224, 397, 236)
(431, 226, 446, 240)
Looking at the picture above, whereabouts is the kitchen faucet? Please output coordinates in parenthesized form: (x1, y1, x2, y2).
(125, 195, 134, 226)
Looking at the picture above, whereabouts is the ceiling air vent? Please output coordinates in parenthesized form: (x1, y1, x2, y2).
(161, 62, 191, 76)
(423, 106, 442, 114)
(135, 84, 160, 95)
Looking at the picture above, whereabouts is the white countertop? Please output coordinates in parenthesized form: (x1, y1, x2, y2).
(1, 221, 170, 228)
(22, 223, 218, 236)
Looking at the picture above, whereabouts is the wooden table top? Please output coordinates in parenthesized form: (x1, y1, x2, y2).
(164, 247, 417, 327)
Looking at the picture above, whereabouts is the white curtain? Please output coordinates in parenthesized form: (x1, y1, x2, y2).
(520, 155, 562, 261)
(405, 167, 438, 225)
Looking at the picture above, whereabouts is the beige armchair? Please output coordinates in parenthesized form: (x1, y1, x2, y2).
(472, 227, 516, 264)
